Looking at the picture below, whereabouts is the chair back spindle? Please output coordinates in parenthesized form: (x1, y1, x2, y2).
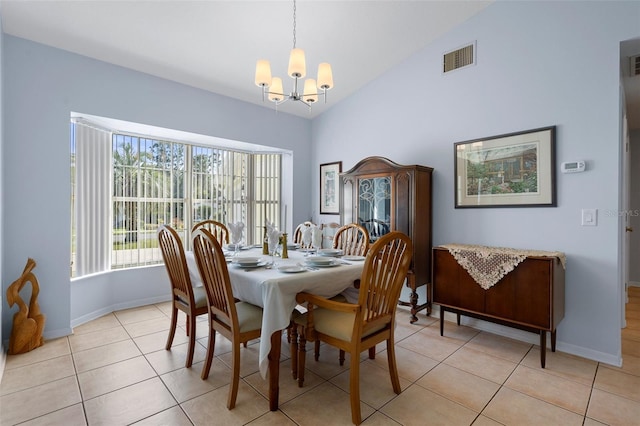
(192, 220, 230, 245)
(333, 223, 370, 257)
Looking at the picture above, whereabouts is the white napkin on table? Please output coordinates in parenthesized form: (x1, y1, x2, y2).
(265, 219, 281, 250)
(301, 225, 313, 248)
(312, 225, 323, 249)
(268, 229, 281, 247)
(228, 222, 244, 246)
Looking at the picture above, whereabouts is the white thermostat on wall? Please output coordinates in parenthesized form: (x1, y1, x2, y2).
(561, 161, 586, 173)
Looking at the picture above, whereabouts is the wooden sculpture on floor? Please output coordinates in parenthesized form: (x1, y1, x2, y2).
(6, 258, 46, 354)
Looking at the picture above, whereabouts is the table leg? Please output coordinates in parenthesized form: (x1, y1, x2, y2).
(268, 330, 282, 411)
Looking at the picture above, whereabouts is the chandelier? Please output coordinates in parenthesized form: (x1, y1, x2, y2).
(254, 0, 334, 110)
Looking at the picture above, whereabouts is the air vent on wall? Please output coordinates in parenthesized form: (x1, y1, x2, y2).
(443, 41, 476, 73)
(631, 55, 640, 77)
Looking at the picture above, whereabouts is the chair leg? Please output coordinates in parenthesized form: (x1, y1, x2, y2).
(185, 313, 197, 368)
(386, 338, 401, 394)
(314, 340, 321, 361)
(200, 328, 216, 380)
(339, 349, 346, 366)
(368, 346, 376, 360)
(297, 331, 307, 388)
(165, 305, 178, 350)
(186, 315, 190, 336)
(349, 351, 362, 425)
(227, 340, 241, 409)
(291, 325, 299, 380)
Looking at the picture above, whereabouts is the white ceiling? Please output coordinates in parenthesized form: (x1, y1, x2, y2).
(1, 0, 638, 128)
(0, 0, 493, 118)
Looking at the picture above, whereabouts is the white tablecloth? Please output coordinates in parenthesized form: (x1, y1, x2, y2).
(185, 248, 364, 378)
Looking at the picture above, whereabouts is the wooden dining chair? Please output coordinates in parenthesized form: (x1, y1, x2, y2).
(295, 231, 413, 425)
(333, 223, 370, 256)
(157, 225, 208, 368)
(293, 221, 315, 246)
(192, 220, 230, 245)
(321, 222, 341, 249)
(361, 218, 390, 241)
(191, 228, 263, 409)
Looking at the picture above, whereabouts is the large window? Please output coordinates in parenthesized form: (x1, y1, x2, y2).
(71, 121, 281, 278)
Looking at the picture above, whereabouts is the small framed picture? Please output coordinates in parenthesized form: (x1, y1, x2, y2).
(454, 126, 556, 208)
(320, 161, 342, 214)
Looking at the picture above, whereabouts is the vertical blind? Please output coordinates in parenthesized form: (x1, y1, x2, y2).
(74, 122, 112, 276)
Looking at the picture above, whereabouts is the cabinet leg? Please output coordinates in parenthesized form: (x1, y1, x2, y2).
(399, 274, 431, 323)
(409, 290, 419, 323)
(456, 313, 461, 326)
(540, 330, 547, 369)
(551, 329, 557, 352)
(439, 308, 445, 336)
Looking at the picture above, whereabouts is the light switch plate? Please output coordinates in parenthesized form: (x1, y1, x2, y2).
(581, 209, 597, 226)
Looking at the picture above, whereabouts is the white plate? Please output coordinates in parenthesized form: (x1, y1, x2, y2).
(317, 249, 342, 257)
(233, 256, 262, 265)
(312, 261, 340, 268)
(343, 255, 366, 261)
(305, 257, 334, 265)
(233, 261, 268, 269)
(278, 265, 306, 273)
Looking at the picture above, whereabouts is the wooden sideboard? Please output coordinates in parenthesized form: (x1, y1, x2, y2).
(432, 246, 565, 367)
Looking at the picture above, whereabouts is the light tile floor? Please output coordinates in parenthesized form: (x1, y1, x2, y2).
(2, 288, 640, 425)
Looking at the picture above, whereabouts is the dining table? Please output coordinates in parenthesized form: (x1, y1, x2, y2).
(185, 245, 365, 410)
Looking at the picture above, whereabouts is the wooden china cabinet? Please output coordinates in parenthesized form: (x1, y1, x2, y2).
(340, 156, 433, 322)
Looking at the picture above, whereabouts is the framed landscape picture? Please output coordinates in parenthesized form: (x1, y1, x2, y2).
(320, 161, 341, 214)
(454, 126, 556, 208)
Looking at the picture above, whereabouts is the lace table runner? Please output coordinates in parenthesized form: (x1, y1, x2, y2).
(441, 244, 566, 290)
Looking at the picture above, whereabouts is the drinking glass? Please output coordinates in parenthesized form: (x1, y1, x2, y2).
(268, 238, 279, 267)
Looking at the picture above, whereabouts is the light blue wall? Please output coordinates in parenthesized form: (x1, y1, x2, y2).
(313, 1, 640, 365)
(0, 3, 5, 370)
(1, 35, 312, 339)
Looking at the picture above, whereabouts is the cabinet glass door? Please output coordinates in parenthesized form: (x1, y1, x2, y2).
(358, 176, 391, 241)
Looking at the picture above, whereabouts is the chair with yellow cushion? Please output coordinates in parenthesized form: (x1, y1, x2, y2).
(315, 223, 371, 360)
(295, 231, 413, 425)
(157, 224, 208, 368)
(192, 228, 263, 409)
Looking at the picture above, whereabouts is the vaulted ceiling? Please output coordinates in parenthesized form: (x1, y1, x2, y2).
(1, 1, 638, 128)
(1, 0, 493, 118)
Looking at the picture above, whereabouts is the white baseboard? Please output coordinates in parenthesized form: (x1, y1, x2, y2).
(628, 281, 640, 287)
(431, 305, 623, 367)
(70, 295, 171, 329)
(1, 295, 173, 368)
